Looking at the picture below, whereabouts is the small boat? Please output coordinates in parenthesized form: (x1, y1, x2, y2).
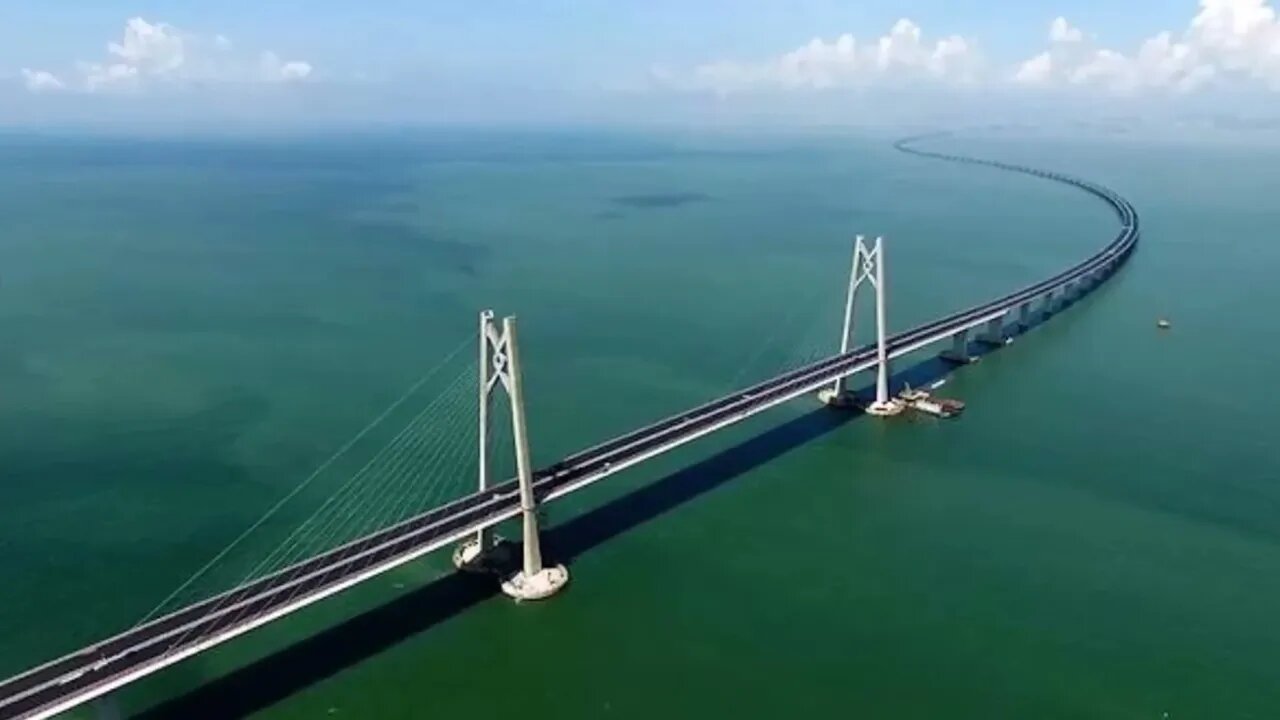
(898, 385, 965, 418)
(1156, 318, 1172, 329)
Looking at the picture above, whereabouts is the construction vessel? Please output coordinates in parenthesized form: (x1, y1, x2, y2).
(898, 386, 966, 418)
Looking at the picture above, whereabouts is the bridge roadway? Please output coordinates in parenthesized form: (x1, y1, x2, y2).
(0, 135, 1140, 720)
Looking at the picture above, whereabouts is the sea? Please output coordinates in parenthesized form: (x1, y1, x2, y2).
(0, 126, 1277, 719)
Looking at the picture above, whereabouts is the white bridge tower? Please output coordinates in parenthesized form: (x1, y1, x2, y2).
(453, 310, 569, 600)
(817, 235, 902, 416)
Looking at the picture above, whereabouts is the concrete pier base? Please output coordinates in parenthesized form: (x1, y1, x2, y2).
(502, 564, 569, 601)
(865, 400, 905, 417)
(452, 538, 510, 574)
(817, 388, 858, 408)
(818, 389, 902, 416)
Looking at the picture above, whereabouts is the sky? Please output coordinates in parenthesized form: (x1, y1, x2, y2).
(2, 0, 1279, 130)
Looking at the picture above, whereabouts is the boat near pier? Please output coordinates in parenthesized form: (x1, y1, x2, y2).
(898, 385, 965, 418)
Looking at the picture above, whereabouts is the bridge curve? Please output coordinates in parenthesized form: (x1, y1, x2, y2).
(541, 132, 1140, 486)
(0, 134, 1140, 720)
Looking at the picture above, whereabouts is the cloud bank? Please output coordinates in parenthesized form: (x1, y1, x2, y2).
(19, 17, 313, 94)
(652, 19, 982, 96)
(658, 0, 1280, 97)
(1014, 0, 1280, 93)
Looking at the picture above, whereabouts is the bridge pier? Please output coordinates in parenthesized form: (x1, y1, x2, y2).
(1018, 302, 1033, 330)
(940, 330, 974, 364)
(1057, 281, 1077, 311)
(976, 315, 1008, 347)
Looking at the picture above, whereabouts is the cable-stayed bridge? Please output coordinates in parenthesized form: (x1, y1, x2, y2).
(0, 134, 1140, 720)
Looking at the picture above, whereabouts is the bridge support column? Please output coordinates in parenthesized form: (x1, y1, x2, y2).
(1057, 282, 1076, 311)
(1018, 302, 1033, 330)
(940, 330, 973, 364)
(454, 311, 498, 571)
(1041, 291, 1056, 318)
(454, 312, 568, 600)
(498, 317, 568, 601)
(819, 235, 900, 414)
(820, 234, 869, 407)
(976, 315, 1007, 346)
(864, 236, 901, 416)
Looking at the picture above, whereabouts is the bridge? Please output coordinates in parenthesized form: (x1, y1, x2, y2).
(0, 134, 1140, 720)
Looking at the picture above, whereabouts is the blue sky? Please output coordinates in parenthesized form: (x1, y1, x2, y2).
(0, 1, 1190, 79)
(4, 1, 1278, 128)
(3, 1, 1186, 59)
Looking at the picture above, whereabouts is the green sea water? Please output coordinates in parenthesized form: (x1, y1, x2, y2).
(0, 128, 1278, 719)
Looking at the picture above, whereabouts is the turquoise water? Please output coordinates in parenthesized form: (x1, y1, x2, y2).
(1, 129, 1278, 718)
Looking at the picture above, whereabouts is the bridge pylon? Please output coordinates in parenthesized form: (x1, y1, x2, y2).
(817, 235, 902, 416)
(452, 310, 568, 601)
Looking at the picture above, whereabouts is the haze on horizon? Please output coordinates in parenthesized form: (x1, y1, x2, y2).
(4, 0, 1280, 134)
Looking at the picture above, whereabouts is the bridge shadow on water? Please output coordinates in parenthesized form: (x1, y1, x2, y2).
(138, 303, 1081, 719)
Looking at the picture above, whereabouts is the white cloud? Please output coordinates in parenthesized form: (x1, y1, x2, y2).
(1050, 17, 1084, 44)
(260, 52, 314, 83)
(18, 16, 313, 94)
(1014, 52, 1053, 85)
(1189, 0, 1280, 85)
(1015, 0, 1280, 94)
(82, 61, 140, 92)
(1013, 14, 1212, 94)
(655, 18, 983, 96)
(280, 62, 313, 81)
(20, 68, 65, 93)
(662, 1, 1280, 99)
(109, 18, 185, 75)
